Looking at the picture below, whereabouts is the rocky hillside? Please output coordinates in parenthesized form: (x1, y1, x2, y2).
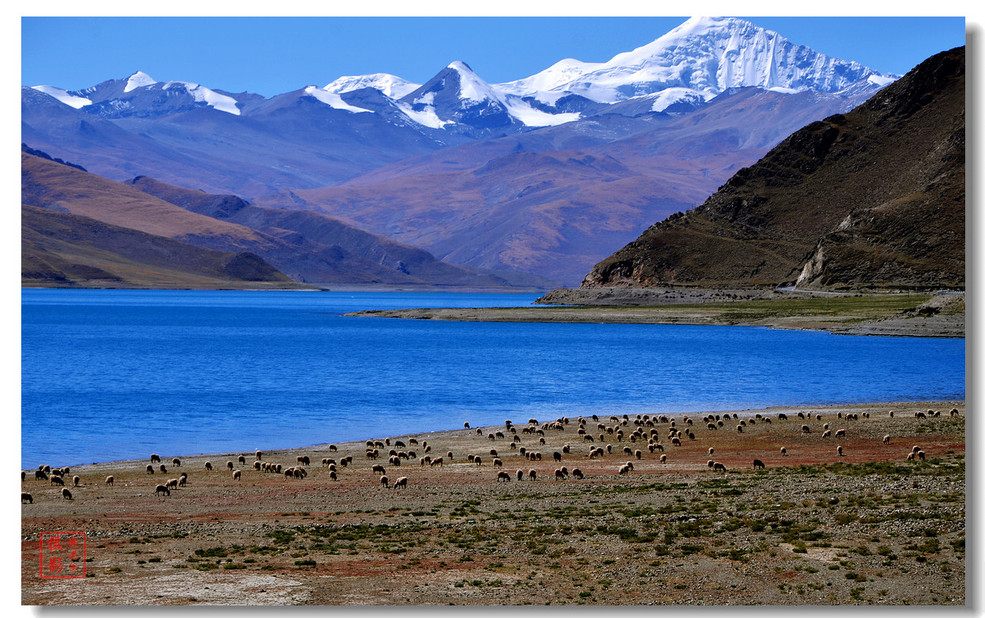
(584, 47, 965, 291)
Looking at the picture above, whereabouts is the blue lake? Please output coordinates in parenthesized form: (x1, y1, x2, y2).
(21, 289, 965, 468)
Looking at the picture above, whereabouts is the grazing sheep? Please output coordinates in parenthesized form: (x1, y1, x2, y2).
(821, 430, 832, 439)
(145, 465, 154, 475)
(912, 445, 922, 453)
(834, 429, 846, 438)
(883, 435, 891, 444)
(497, 471, 511, 482)
(238, 455, 246, 464)
(713, 462, 727, 473)
(572, 468, 584, 479)
(736, 425, 743, 433)
(226, 461, 234, 470)
(516, 470, 524, 481)
(836, 446, 844, 456)
(393, 476, 408, 489)
(34, 470, 48, 481)
(61, 487, 73, 500)
(617, 464, 631, 475)
(474, 456, 482, 466)
(917, 450, 926, 461)
(707, 460, 716, 469)
(329, 444, 338, 452)
(708, 447, 714, 455)
(780, 447, 787, 456)
(329, 471, 338, 481)
(232, 470, 242, 481)
(493, 458, 503, 468)
(950, 408, 959, 416)
(380, 475, 389, 488)
(529, 470, 537, 481)
(22, 492, 33, 504)
(430, 457, 444, 467)
(671, 437, 682, 447)
(753, 459, 765, 470)
(166, 478, 179, 490)
(73, 475, 81, 487)
(253, 461, 262, 471)
(372, 464, 386, 475)
(802, 425, 811, 433)
(635, 450, 642, 459)
(554, 468, 567, 480)
(906, 452, 916, 461)
(154, 484, 169, 496)
(660, 454, 667, 464)
(50, 475, 64, 486)
(554, 451, 563, 462)
(178, 474, 187, 487)
(150, 454, 161, 463)
(172, 458, 181, 467)
(105, 475, 114, 486)
(205, 461, 213, 471)
(297, 455, 310, 466)
(159, 465, 167, 473)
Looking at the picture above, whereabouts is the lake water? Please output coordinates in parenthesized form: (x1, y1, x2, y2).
(21, 289, 965, 468)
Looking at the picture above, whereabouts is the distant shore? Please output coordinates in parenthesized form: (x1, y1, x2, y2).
(345, 287, 965, 338)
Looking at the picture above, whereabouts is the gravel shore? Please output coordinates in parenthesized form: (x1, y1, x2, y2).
(22, 401, 965, 606)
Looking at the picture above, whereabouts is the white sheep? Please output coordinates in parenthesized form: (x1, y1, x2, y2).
(394, 476, 408, 489)
(105, 475, 114, 486)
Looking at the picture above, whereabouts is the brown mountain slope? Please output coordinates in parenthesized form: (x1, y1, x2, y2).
(22, 152, 532, 287)
(22, 205, 295, 288)
(124, 176, 543, 289)
(584, 47, 965, 290)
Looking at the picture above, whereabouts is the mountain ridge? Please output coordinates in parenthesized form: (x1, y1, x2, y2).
(583, 46, 965, 291)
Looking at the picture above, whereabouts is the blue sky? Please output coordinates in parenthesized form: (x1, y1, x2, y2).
(20, 15, 967, 97)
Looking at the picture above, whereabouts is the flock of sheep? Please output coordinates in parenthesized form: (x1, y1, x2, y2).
(22, 407, 957, 505)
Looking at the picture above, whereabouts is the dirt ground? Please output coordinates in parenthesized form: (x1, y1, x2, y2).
(21, 401, 965, 606)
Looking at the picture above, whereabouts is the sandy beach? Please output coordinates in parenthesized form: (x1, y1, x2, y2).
(21, 400, 965, 606)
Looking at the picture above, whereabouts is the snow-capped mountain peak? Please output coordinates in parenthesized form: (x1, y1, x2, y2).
(323, 73, 420, 99)
(446, 61, 503, 105)
(502, 16, 896, 107)
(124, 71, 157, 93)
(30, 85, 91, 109)
(303, 86, 372, 113)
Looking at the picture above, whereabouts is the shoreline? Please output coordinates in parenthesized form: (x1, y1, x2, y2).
(49, 399, 964, 470)
(22, 399, 965, 606)
(344, 289, 965, 338)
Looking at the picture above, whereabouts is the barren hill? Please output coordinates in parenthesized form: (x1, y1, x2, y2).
(584, 47, 965, 290)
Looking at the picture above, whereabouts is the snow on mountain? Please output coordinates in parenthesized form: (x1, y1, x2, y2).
(323, 73, 420, 99)
(497, 16, 896, 108)
(124, 71, 157, 93)
(495, 58, 599, 104)
(303, 86, 372, 113)
(164, 81, 241, 115)
(446, 61, 502, 104)
(30, 85, 91, 109)
(26, 17, 895, 131)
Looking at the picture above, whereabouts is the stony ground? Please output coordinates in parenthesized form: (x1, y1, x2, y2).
(21, 401, 965, 606)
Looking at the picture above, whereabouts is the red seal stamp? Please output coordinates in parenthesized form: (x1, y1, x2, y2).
(39, 532, 86, 579)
